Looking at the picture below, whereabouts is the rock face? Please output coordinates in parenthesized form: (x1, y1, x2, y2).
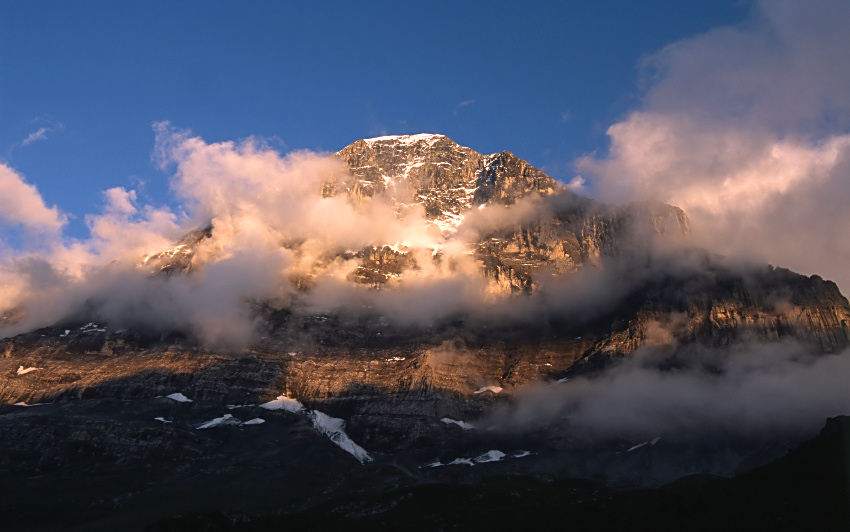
(329, 134, 560, 233)
(1, 134, 849, 529)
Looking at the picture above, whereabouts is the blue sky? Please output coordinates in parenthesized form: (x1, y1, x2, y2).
(1, 0, 747, 236)
(2, 0, 850, 291)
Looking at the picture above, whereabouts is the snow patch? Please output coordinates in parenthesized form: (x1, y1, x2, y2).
(363, 133, 444, 146)
(627, 437, 661, 452)
(196, 413, 241, 429)
(384, 243, 409, 255)
(242, 418, 266, 425)
(474, 385, 503, 394)
(257, 394, 371, 463)
(160, 392, 193, 403)
(16, 366, 40, 375)
(308, 410, 372, 463)
(154, 417, 172, 424)
(441, 417, 474, 430)
(426, 449, 516, 469)
(474, 450, 506, 463)
(259, 395, 304, 413)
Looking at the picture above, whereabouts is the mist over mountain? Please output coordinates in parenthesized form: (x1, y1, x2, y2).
(1, 131, 848, 529)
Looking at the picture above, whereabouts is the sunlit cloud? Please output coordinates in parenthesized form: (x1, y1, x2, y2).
(580, 0, 850, 292)
(0, 163, 66, 235)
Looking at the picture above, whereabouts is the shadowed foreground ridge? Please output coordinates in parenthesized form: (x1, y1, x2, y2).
(149, 416, 850, 532)
(1, 134, 849, 531)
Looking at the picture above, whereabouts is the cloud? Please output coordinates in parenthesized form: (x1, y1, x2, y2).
(453, 99, 476, 116)
(18, 119, 64, 148)
(21, 128, 48, 147)
(0, 163, 66, 236)
(487, 339, 850, 443)
(579, 0, 850, 293)
(565, 175, 589, 195)
(0, 124, 471, 345)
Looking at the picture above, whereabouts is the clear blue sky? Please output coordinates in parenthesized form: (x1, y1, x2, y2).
(1, 0, 749, 239)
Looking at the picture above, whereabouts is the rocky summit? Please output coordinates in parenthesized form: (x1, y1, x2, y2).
(2, 134, 849, 530)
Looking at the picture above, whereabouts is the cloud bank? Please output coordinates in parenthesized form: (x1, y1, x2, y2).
(579, 0, 850, 293)
(487, 340, 850, 443)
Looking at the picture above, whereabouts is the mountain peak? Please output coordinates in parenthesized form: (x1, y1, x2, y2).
(333, 133, 563, 233)
(361, 133, 448, 145)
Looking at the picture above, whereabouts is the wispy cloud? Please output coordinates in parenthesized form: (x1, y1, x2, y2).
(453, 99, 475, 116)
(18, 119, 64, 148)
(21, 128, 48, 147)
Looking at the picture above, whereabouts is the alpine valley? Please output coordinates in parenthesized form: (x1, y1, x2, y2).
(1, 134, 848, 531)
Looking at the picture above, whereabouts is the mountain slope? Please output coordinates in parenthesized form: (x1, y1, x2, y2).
(0, 133, 848, 530)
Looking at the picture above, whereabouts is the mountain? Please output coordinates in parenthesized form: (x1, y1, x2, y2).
(330, 134, 560, 231)
(1, 134, 849, 530)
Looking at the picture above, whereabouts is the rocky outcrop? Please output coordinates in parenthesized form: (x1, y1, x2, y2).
(141, 224, 212, 275)
(474, 199, 690, 293)
(347, 245, 417, 287)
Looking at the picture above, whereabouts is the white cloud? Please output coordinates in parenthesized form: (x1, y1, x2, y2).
(580, 0, 850, 292)
(0, 163, 65, 235)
